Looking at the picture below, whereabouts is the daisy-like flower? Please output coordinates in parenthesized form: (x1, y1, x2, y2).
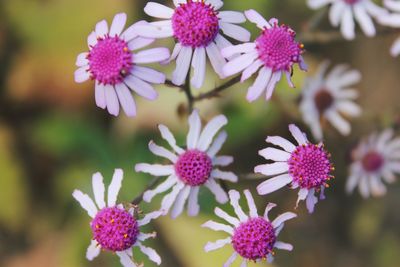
(378, 0, 400, 56)
(136, 0, 250, 89)
(254, 124, 334, 213)
(74, 13, 170, 117)
(307, 0, 388, 40)
(346, 129, 400, 198)
(202, 189, 296, 266)
(135, 109, 238, 218)
(221, 9, 307, 103)
(300, 61, 362, 140)
(72, 169, 162, 267)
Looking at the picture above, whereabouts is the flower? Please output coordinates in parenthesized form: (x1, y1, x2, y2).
(307, 0, 388, 40)
(300, 61, 362, 140)
(72, 169, 163, 267)
(254, 124, 334, 213)
(202, 189, 296, 266)
(137, 0, 250, 88)
(346, 129, 400, 198)
(135, 109, 238, 218)
(378, 0, 400, 56)
(74, 13, 170, 117)
(221, 9, 307, 103)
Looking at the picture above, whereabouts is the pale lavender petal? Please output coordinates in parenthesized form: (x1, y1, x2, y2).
(204, 237, 231, 252)
(206, 42, 226, 78)
(109, 13, 127, 36)
(92, 172, 106, 209)
(158, 124, 185, 154)
(128, 37, 155, 51)
(95, 82, 106, 109)
(187, 109, 202, 149)
(266, 136, 296, 152)
(223, 51, 258, 77)
(246, 67, 272, 102)
(228, 190, 248, 221)
(205, 179, 229, 203)
(143, 175, 177, 202)
(191, 47, 206, 89)
(137, 243, 161, 265)
(211, 169, 238, 182)
(263, 203, 277, 221)
(218, 11, 246, 23)
(220, 22, 251, 42)
(274, 241, 293, 251)
(197, 115, 228, 151)
(306, 188, 318, 213)
(259, 147, 291, 162)
(171, 185, 191, 219)
(138, 210, 163, 226)
(160, 183, 185, 214)
(244, 189, 258, 218)
(107, 169, 123, 207)
(172, 46, 193, 85)
(289, 124, 308, 145)
(95, 20, 108, 37)
(223, 253, 238, 267)
(86, 240, 100, 261)
(257, 174, 292, 195)
(202, 220, 234, 234)
(272, 212, 297, 228)
(207, 131, 227, 158)
(116, 251, 137, 267)
(74, 67, 90, 83)
(254, 162, 289, 176)
(212, 156, 234, 166)
(144, 2, 174, 19)
(131, 66, 166, 84)
(135, 163, 175, 176)
(244, 9, 271, 29)
(115, 83, 137, 117)
(72, 190, 97, 218)
(187, 187, 200, 216)
(215, 207, 240, 226)
(134, 48, 170, 64)
(148, 141, 178, 163)
(104, 85, 120, 116)
(76, 52, 88, 67)
(124, 75, 158, 101)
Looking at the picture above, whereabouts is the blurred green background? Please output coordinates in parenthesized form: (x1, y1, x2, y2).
(0, 0, 399, 266)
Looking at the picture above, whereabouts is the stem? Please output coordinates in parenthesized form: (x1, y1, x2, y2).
(183, 73, 194, 112)
(131, 177, 160, 205)
(193, 75, 241, 102)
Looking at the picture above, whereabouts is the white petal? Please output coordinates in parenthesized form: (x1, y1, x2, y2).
(274, 241, 293, 251)
(346, 173, 360, 194)
(228, 190, 248, 221)
(246, 67, 271, 102)
(133, 24, 174, 38)
(223, 253, 238, 267)
(308, 0, 331, 9)
(92, 172, 106, 209)
(265, 71, 282, 100)
(191, 47, 206, 89)
(341, 7, 355, 40)
(257, 174, 292, 195)
(241, 59, 263, 82)
(326, 110, 351, 135)
(289, 124, 308, 145)
(135, 163, 175, 176)
(240, 260, 248, 267)
(107, 169, 123, 207)
(336, 100, 361, 117)
(138, 232, 157, 242)
(197, 115, 228, 151)
(161, 183, 185, 214)
(87, 31, 97, 47)
(74, 67, 90, 83)
(220, 22, 251, 42)
(223, 51, 258, 77)
(206, 0, 224, 10)
(213, 156, 234, 166)
(95, 82, 106, 109)
(121, 20, 147, 42)
(72, 190, 97, 218)
(244, 189, 258, 218)
(359, 176, 370, 198)
(187, 187, 200, 216)
(158, 124, 185, 154)
(207, 131, 227, 158)
(134, 48, 170, 64)
(272, 212, 297, 228)
(205, 178, 229, 203)
(296, 188, 309, 207)
(218, 11, 246, 23)
(211, 169, 238, 182)
(125, 75, 158, 101)
(244, 9, 270, 29)
(172, 46, 193, 86)
(131, 66, 166, 84)
(214, 34, 236, 60)
(76, 52, 88, 67)
(204, 237, 231, 252)
(137, 243, 161, 265)
(390, 37, 400, 57)
(171, 186, 191, 219)
(206, 42, 226, 78)
(144, 2, 174, 19)
(259, 147, 291, 162)
(254, 162, 289, 176)
(95, 20, 108, 37)
(354, 4, 375, 37)
(104, 85, 120, 116)
(221, 43, 256, 58)
(128, 37, 155, 51)
(86, 240, 100, 261)
(138, 210, 163, 226)
(116, 251, 137, 267)
(187, 109, 202, 149)
(306, 189, 318, 213)
(115, 83, 137, 117)
(263, 203, 277, 221)
(109, 13, 127, 36)
(215, 207, 240, 226)
(143, 175, 177, 202)
(335, 69, 361, 88)
(163, 43, 182, 65)
(329, 2, 346, 27)
(148, 141, 178, 163)
(385, 0, 400, 12)
(266, 136, 296, 153)
(202, 220, 234, 234)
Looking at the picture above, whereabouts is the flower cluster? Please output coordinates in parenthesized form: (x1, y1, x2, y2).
(71, 1, 400, 266)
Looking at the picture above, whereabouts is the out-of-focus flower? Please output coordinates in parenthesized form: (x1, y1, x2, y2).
(254, 124, 334, 213)
(202, 189, 296, 266)
(137, 0, 250, 89)
(346, 129, 400, 198)
(378, 0, 400, 56)
(308, 0, 388, 40)
(300, 61, 362, 140)
(221, 9, 307, 102)
(72, 169, 163, 267)
(135, 109, 237, 218)
(74, 13, 170, 117)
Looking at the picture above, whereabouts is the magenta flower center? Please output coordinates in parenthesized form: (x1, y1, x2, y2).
(288, 143, 333, 189)
(172, 0, 219, 47)
(175, 149, 213, 186)
(255, 23, 304, 72)
(232, 217, 276, 261)
(344, 0, 359, 4)
(362, 151, 384, 172)
(314, 89, 334, 113)
(91, 207, 139, 252)
(88, 35, 132, 85)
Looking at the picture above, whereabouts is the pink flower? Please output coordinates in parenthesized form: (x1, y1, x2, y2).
(221, 10, 307, 102)
(254, 124, 334, 213)
(72, 169, 163, 267)
(135, 109, 238, 218)
(203, 189, 296, 266)
(74, 13, 170, 117)
(137, 0, 250, 88)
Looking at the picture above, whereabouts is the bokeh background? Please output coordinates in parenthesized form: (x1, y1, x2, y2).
(0, 0, 399, 266)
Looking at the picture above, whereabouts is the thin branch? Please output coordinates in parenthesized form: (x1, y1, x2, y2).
(193, 75, 241, 102)
(131, 177, 160, 205)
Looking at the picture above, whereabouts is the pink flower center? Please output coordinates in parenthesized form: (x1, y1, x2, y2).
(88, 35, 132, 85)
(175, 149, 213, 186)
(362, 151, 384, 172)
(232, 217, 276, 261)
(314, 89, 334, 113)
(288, 143, 333, 189)
(255, 22, 304, 72)
(344, 0, 359, 4)
(91, 207, 139, 252)
(172, 0, 219, 47)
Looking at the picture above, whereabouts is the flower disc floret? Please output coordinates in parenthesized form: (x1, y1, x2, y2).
(175, 149, 213, 186)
